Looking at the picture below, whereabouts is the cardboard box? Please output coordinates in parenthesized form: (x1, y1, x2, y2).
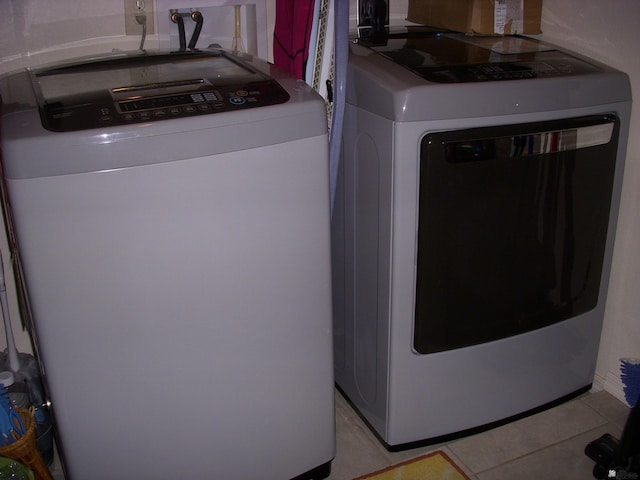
(407, 0, 543, 36)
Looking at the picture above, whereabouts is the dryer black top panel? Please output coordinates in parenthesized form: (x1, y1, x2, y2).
(361, 33, 601, 83)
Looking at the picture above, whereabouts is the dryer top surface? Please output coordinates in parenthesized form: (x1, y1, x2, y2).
(348, 28, 632, 121)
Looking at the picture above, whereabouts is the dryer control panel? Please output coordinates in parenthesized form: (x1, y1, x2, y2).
(30, 50, 290, 132)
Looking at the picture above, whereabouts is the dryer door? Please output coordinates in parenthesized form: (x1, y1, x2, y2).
(414, 114, 619, 354)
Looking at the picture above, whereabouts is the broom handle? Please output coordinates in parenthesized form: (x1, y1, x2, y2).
(0, 252, 20, 373)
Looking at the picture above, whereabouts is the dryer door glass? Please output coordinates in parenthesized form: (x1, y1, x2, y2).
(414, 115, 620, 354)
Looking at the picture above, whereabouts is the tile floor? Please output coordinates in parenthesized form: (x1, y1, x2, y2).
(329, 388, 631, 480)
(46, 388, 630, 480)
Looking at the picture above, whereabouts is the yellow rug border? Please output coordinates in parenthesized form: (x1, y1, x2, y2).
(352, 450, 471, 480)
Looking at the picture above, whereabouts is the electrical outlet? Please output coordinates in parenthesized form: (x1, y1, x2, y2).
(124, 0, 155, 35)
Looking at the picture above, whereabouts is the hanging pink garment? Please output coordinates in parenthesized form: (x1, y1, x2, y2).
(273, 0, 315, 80)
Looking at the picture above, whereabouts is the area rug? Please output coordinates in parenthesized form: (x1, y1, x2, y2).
(353, 451, 471, 480)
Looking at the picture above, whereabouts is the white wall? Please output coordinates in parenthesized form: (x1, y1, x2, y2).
(0, 0, 276, 73)
(0, 0, 638, 403)
(1, 1, 138, 73)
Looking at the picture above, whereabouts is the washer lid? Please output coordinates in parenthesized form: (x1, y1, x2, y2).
(30, 49, 290, 132)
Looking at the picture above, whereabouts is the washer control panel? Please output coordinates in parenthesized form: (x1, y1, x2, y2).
(31, 51, 290, 132)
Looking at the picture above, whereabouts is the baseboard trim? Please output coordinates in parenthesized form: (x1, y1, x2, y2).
(596, 370, 629, 406)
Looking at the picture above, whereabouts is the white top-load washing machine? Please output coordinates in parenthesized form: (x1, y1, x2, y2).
(332, 27, 632, 449)
(0, 49, 334, 480)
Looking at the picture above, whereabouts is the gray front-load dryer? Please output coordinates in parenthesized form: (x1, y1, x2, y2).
(1, 49, 334, 480)
(332, 27, 631, 449)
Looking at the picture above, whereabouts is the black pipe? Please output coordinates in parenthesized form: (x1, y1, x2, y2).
(171, 12, 187, 50)
(188, 11, 204, 49)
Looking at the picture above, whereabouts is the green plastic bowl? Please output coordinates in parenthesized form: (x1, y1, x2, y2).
(0, 456, 35, 480)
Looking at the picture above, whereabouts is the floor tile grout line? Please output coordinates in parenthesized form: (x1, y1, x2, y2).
(443, 446, 482, 479)
(579, 393, 629, 428)
(447, 397, 611, 473)
(469, 423, 615, 476)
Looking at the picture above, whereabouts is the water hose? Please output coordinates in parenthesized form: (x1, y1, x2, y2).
(188, 11, 204, 49)
(171, 12, 187, 50)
